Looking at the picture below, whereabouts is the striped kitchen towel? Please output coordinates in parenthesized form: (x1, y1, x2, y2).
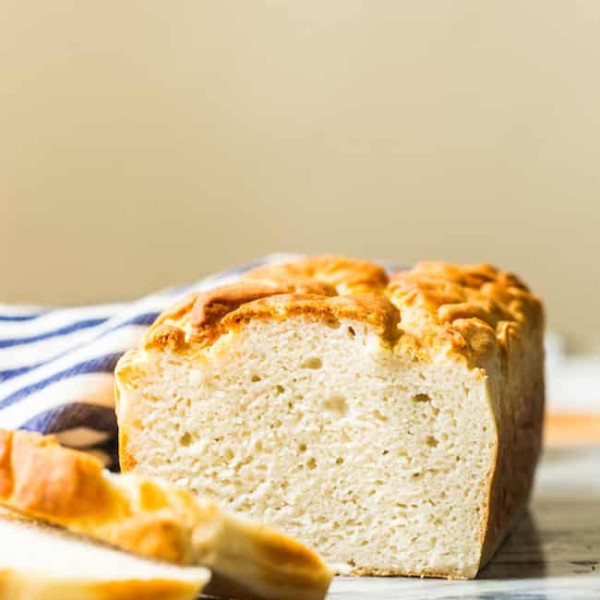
(0, 255, 295, 469)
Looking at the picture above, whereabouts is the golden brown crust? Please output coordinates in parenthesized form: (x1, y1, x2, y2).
(187, 279, 338, 347)
(222, 293, 400, 342)
(0, 430, 332, 600)
(144, 324, 187, 352)
(0, 430, 191, 563)
(0, 432, 13, 499)
(388, 261, 538, 325)
(141, 256, 543, 373)
(387, 261, 543, 364)
(1, 431, 121, 520)
(246, 255, 389, 293)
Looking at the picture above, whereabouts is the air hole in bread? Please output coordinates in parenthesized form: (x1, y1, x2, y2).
(335, 457, 344, 465)
(347, 326, 356, 338)
(426, 435, 439, 448)
(323, 395, 348, 417)
(298, 443, 307, 453)
(373, 409, 388, 422)
(301, 357, 323, 369)
(412, 393, 431, 403)
(251, 375, 261, 382)
(307, 457, 317, 470)
(180, 432, 192, 447)
(274, 385, 285, 396)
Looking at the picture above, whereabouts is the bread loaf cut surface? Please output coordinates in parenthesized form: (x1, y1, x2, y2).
(0, 429, 332, 600)
(0, 509, 209, 600)
(115, 257, 545, 579)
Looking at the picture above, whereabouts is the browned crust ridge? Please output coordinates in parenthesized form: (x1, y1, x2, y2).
(143, 256, 543, 370)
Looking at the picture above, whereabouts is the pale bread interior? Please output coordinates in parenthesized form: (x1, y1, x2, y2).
(119, 316, 496, 578)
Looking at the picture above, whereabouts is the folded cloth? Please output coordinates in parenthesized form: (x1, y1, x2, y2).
(0, 256, 292, 469)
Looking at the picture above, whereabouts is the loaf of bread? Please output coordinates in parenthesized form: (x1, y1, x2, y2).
(0, 429, 332, 600)
(115, 256, 545, 579)
(0, 509, 209, 600)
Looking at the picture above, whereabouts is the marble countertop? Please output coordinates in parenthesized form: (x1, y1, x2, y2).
(328, 446, 600, 599)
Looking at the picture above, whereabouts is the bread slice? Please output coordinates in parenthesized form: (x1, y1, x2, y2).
(0, 429, 332, 600)
(115, 257, 545, 579)
(0, 508, 208, 600)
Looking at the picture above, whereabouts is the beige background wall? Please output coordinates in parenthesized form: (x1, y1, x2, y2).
(1, 2, 599, 350)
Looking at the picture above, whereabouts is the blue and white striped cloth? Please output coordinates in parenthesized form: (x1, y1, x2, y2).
(0, 255, 292, 469)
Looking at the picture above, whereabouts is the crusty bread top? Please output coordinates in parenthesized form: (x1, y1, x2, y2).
(143, 256, 543, 368)
(0, 428, 207, 563)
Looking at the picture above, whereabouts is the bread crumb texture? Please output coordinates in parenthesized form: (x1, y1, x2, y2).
(116, 256, 545, 579)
